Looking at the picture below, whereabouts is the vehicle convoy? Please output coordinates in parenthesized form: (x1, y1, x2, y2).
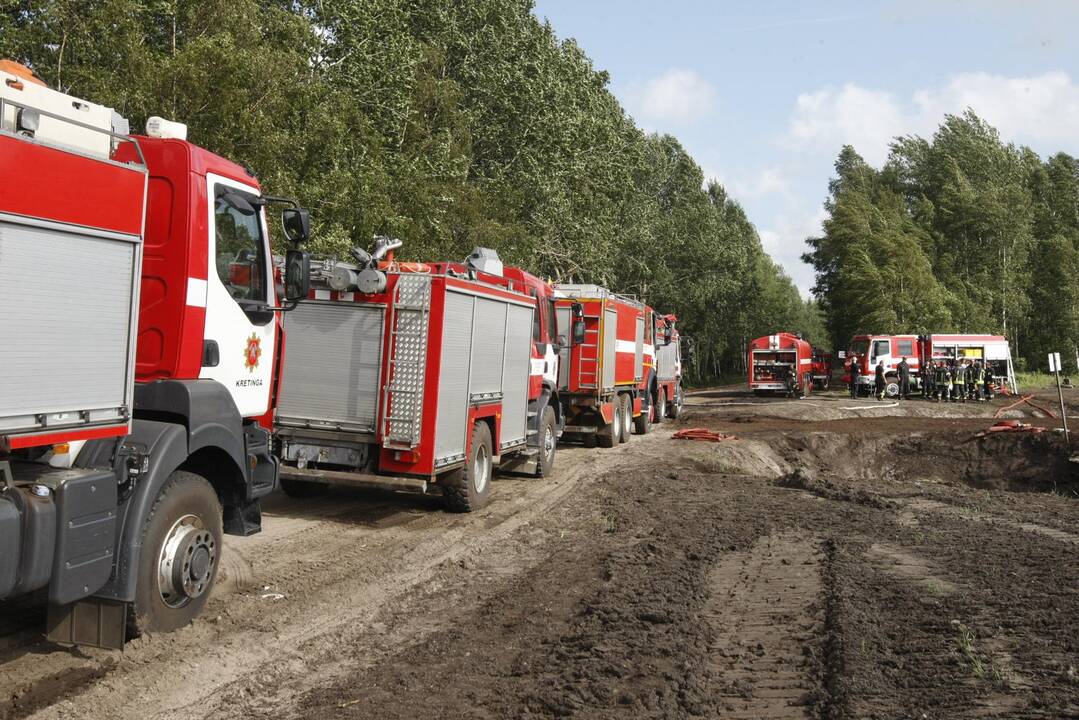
(273, 245, 563, 512)
(0, 62, 310, 648)
(748, 333, 814, 397)
(553, 285, 677, 446)
(846, 333, 1016, 397)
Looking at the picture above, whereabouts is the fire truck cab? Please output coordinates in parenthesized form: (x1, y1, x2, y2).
(653, 313, 686, 421)
(845, 334, 920, 397)
(273, 245, 562, 512)
(0, 62, 310, 648)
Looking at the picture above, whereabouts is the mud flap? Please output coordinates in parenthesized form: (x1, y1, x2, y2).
(46, 597, 128, 650)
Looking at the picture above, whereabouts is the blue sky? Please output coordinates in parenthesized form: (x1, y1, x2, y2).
(531, 0, 1079, 296)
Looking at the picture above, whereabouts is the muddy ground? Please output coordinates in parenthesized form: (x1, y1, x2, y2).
(2, 385, 1077, 719)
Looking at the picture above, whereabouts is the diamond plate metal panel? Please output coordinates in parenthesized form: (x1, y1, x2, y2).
(385, 273, 432, 446)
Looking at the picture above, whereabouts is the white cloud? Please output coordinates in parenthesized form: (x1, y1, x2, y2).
(627, 69, 717, 125)
(758, 208, 828, 298)
(784, 71, 1079, 165)
(730, 166, 792, 199)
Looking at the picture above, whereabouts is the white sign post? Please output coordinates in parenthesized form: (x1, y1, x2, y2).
(1049, 352, 1069, 443)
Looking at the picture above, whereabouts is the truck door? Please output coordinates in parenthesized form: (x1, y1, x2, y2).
(871, 339, 891, 369)
(199, 174, 276, 418)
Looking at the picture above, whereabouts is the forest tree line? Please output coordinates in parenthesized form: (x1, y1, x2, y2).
(805, 111, 1079, 372)
(1, 0, 825, 380)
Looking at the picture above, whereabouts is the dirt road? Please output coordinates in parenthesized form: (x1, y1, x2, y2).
(2, 387, 1077, 719)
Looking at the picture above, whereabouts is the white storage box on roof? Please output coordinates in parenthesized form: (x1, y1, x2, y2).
(0, 62, 120, 159)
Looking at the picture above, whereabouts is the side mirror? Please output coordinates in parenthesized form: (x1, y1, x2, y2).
(572, 319, 586, 346)
(556, 334, 568, 349)
(282, 208, 310, 245)
(284, 249, 310, 302)
(664, 327, 673, 346)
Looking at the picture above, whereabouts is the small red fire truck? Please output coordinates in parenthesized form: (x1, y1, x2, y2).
(553, 285, 660, 446)
(748, 333, 814, 397)
(273, 246, 562, 512)
(653, 314, 686, 421)
(0, 62, 310, 647)
(810, 350, 833, 390)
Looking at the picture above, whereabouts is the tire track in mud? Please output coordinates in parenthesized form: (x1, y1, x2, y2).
(703, 533, 825, 719)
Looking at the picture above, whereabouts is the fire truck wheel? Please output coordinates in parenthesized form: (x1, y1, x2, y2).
(668, 385, 684, 419)
(633, 398, 652, 435)
(533, 406, 557, 478)
(443, 422, 493, 513)
(130, 471, 223, 637)
(581, 432, 598, 449)
(597, 407, 619, 448)
(280, 478, 329, 499)
(618, 394, 632, 443)
(885, 377, 900, 398)
(654, 390, 667, 425)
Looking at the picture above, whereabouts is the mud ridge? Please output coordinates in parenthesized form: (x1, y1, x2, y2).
(812, 537, 850, 720)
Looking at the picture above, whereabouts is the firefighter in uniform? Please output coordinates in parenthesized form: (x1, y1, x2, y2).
(940, 362, 953, 403)
(897, 357, 911, 400)
(969, 361, 983, 401)
(874, 360, 886, 400)
(923, 360, 935, 400)
(983, 363, 995, 400)
(849, 354, 860, 399)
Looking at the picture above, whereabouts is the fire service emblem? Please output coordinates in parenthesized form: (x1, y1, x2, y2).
(243, 333, 262, 372)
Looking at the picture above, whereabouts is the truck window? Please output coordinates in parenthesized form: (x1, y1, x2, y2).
(547, 298, 558, 343)
(897, 339, 914, 356)
(214, 187, 266, 304)
(530, 290, 541, 343)
(872, 340, 889, 359)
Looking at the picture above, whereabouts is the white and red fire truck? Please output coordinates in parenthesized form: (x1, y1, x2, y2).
(653, 313, 686, 421)
(845, 333, 1016, 396)
(748, 333, 814, 397)
(553, 285, 670, 446)
(0, 62, 310, 648)
(273, 246, 562, 512)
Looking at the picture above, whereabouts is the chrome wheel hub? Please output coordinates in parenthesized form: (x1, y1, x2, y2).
(158, 514, 217, 608)
(473, 444, 490, 494)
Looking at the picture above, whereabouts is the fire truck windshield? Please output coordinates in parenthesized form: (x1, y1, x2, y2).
(214, 187, 267, 304)
(849, 339, 869, 358)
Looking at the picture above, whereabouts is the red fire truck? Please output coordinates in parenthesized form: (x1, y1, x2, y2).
(554, 285, 669, 446)
(845, 333, 1015, 396)
(844, 334, 921, 397)
(810, 350, 833, 390)
(273, 246, 562, 512)
(0, 63, 310, 647)
(653, 314, 686, 421)
(748, 333, 814, 397)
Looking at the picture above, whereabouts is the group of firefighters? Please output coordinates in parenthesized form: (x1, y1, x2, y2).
(848, 355, 996, 402)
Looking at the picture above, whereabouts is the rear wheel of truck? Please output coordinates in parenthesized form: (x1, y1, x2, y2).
(597, 402, 620, 448)
(618, 393, 632, 443)
(653, 389, 667, 425)
(280, 478, 329, 499)
(131, 471, 223, 637)
(668, 384, 684, 419)
(442, 422, 493, 513)
(533, 406, 557, 478)
(633, 395, 652, 435)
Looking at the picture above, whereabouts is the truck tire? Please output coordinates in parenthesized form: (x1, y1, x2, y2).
(653, 389, 667, 425)
(633, 395, 651, 435)
(618, 393, 631, 443)
(668, 385, 684, 419)
(130, 471, 223, 636)
(885, 376, 900, 398)
(280, 478, 329, 498)
(597, 402, 620, 448)
(442, 422, 493, 513)
(581, 432, 598, 449)
(533, 406, 557, 478)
